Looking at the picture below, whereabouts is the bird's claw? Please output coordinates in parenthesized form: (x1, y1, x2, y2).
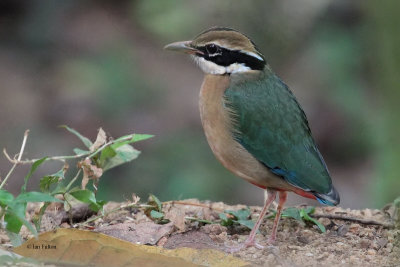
(224, 239, 265, 253)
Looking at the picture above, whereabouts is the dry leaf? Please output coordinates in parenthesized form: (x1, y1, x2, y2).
(96, 222, 175, 245)
(79, 158, 103, 189)
(132, 193, 140, 204)
(164, 231, 219, 250)
(165, 206, 186, 232)
(14, 228, 249, 267)
(90, 128, 107, 152)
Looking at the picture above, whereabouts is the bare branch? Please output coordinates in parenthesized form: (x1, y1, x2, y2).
(0, 130, 30, 189)
(2, 134, 136, 165)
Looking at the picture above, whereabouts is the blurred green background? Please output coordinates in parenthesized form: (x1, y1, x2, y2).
(0, 0, 399, 209)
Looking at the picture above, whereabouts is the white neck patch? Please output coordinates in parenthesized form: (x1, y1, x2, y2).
(191, 56, 251, 74)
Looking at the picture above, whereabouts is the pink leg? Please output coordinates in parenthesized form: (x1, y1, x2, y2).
(268, 191, 287, 244)
(226, 189, 277, 253)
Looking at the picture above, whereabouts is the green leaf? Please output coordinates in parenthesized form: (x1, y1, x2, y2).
(21, 157, 47, 193)
(5, 202, 37, 237)
(110, 134, 153, 151)
(394, 196, 400, 207)
(149, 194, 162, 211)
(89, 200, 107, 212)
(40, 168, 64, 193)
(219, 213, 228, 221)
(52, 168, 65, 179)
(100, 144, 140, 171)
(131, 134, 154, 142)
(114, 134, 154, 144)
(15, 192, 62, 203)
(226, 209, 251, 220)
(4, 212, 23, 234)
(99, 146, 117, 164)
(89, 200, 107, 213)
(60, 125, 93, 148)
(185, 217, 214, 224)
(5, 231, 23, 247)
(150, 210, 164, 219)
(39, 176, 59, 193)
(69, 189, 97, 205)
(112, 144, 139, 162)
(33, 202, 51, 231)
(73, 148, 90, 156)
(300, 209, 326, 233)
(237, 219, 256, 231)
(7, 212, 37, 237)
(218, 213, 233, 226)
(63, 193, 73, 212)
(0, 190, 14, 206)
(303, 206, 315, 215)
(0, 255, 15, 265)
(0, 253, 39, 265)
(88, 203, 100, 212)
(282, 207, 302, 221)
(51, 182, 67, 195)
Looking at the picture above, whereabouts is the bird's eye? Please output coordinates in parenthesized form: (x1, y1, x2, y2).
(205, 44, 219, 55)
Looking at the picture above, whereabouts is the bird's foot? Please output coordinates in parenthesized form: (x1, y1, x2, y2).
(225, 238, 266, 253)
(267, 235, 276, 245)
(225, 234, 277, 253)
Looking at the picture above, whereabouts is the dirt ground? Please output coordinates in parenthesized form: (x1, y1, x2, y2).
(2, 199, 399, 266)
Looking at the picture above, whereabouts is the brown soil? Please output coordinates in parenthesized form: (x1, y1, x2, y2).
(2, 199, 399, 266)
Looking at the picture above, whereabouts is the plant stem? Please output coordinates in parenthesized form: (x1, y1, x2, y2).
(0, 130, 29, 189)
(185, 216, 215, 224)
(3, 135, 136, 165)
(65, 169, 82, 191)
(162, 200, 224, 212)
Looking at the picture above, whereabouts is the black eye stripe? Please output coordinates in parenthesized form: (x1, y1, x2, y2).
(195, 45, 265, 71)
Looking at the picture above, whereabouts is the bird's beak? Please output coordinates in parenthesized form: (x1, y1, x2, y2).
(164, 41, 203, 55)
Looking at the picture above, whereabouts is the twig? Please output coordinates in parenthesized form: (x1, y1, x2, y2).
(3, 149, 78, 164)
(185, 216, 216, 224)
(65, 169, 81, 191)
(311, 213, 394, 228)
(163, 200, 224, 212)
(0, 130, 29, 189)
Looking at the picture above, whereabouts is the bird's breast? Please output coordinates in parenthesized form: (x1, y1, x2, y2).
(199, 74, 290, 189)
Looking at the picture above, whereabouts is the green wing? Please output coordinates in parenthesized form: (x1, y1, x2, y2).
(224, 72, 333, 197)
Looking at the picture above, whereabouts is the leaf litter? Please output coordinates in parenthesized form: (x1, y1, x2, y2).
(1, 198, 398, 266)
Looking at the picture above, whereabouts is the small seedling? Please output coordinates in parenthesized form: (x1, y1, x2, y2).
(145, 194, 170, 224)
(219, 208, 256, 231)
(268, 206, 326, 233)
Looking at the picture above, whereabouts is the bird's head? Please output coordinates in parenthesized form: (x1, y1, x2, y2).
(164, 27, 266, 75)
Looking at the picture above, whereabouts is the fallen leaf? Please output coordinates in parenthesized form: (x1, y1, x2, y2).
(96, 222, 175, 245)
(164, 230, 219, 250)
(165, 206, 186, 232)
(14, 228, 249, 267)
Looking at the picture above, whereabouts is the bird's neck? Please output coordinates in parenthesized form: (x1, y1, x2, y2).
(224, 66, 270, 87)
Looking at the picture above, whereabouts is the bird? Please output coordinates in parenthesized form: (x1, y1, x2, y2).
(164, 27, 340, 251)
